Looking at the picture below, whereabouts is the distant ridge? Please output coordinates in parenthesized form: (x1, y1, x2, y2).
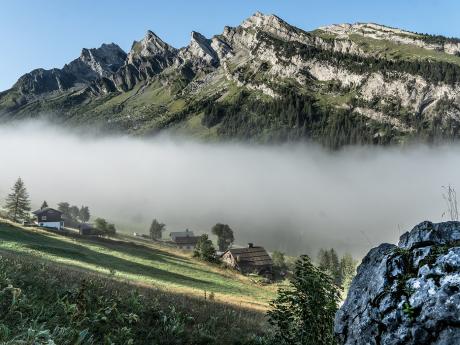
(2, 12, 460, 148)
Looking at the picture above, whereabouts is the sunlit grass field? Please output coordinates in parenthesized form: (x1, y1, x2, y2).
(0, 219, 277, 310)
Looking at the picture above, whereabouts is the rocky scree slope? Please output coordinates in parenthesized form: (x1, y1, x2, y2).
(3, 13, 460, 147)
(335, 221, 460, 345)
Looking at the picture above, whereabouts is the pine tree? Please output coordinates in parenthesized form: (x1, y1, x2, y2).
(193, 234, 216, 262)
(40, 200, 48, 209)
(149, 219, 166, 240)
(4, 178, 31, 223)
(268, 255, 341, 345)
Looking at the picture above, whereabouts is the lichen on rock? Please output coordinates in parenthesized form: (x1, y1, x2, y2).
(335, 221, 460, 345)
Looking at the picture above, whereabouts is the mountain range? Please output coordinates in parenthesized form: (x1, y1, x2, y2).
(2, 12, 460, 148)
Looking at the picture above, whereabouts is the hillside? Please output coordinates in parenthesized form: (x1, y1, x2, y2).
(2, 13, 460, 147)
(0, 219, 277, 343)
(0, 220, 276, 309)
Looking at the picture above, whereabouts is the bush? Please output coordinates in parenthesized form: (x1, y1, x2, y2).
(94, 217, 117, 236)
(268, 255, 341, 345)
(193, 234, 216, 262)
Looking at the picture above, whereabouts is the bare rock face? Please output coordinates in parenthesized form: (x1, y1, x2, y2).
(13, 43, 126, 97)
(335, 221, 460, 345)
(112, 31, 178, 91)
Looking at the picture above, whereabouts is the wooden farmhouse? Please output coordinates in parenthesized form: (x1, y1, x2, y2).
(170, 229, 194, 241)
(221, 243, 273, 275)
(174, 236, 200, 250)
(32, 208, 64, 230)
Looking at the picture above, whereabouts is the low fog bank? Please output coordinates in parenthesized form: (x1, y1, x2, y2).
(0, 121, 457, 257)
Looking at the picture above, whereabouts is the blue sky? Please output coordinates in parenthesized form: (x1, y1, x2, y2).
(0, 0, 458, 91)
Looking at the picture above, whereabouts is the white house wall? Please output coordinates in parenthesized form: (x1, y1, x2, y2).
(38, 221, 63, 230)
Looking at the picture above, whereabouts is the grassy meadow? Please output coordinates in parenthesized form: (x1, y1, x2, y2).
(0, 220, 277, 309)
(0, 219, 279, 344)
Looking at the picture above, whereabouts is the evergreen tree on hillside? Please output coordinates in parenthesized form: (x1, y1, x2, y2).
(149, 219, 166, 240)
(40, 200, 48, 209)
(4, 178, 31, 223)
(211, 223, 234, 251)
(339, 253, 357, 291)
(268, 255, 341, 345)
(317, 248, 341, 285)
(318, 249, 357, 288)
(193, 234, 216, 262)
(78, 206, 90, 223)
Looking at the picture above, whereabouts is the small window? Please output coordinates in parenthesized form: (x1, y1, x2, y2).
(42, 216, 47, 221)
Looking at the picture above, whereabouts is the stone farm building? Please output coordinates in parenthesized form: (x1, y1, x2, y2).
(221, 243, 273, 275)
(32, 208, 64, 230)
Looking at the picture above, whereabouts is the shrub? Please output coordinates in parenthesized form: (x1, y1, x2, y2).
(193, 234, 216, 262)
(268, 255, 341, 345)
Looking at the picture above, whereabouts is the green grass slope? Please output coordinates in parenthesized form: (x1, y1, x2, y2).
(0, 219, 278, 344)
(0, 220, 276, 310)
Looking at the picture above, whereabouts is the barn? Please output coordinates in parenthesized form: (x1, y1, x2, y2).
(221, 243, 273, 275)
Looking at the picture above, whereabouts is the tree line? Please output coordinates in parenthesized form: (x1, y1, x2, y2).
(259, 30, 460, 86)
(201, 87, 392, 149)
(1, 177, 115, 236)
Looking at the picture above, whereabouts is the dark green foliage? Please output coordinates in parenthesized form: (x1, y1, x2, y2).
(3, 177, 31, 223)
(202, 88, 393, 149)
(318, 249, 357, 288)
(69, 205, 80, 220)
(271, 251, 287, 270)
(40, 200, 48, 209)
(193, 234, 216, 262)
(267, 255, 341, 345)
(339, 254, 357, 291)
(94, 217, 117, 236)
(258, 31, 460, 86)
(59, 202, 91, 227)
(211, 223, 234, 251)
(149, 218, 166, 240)
(58, 202, 71, 216)
(79, 206, 91, 223)
(0, 253, 269, 345)
(416, 32, 460, 46)
(318, 248, 341, 285)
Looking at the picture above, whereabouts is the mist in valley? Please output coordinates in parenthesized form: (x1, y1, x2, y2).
(0, 121, 458, 257)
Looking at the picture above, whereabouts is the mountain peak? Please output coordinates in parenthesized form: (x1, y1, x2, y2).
(241, 12, 284, 29)
(129, 30, 176, 59)
(186, 31, 219, 65)
(74, 42, 126, 78)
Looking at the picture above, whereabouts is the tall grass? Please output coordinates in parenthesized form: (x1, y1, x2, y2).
(0, 252, 271, 344)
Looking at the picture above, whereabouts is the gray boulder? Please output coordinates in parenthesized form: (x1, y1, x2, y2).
(335, 221, 460, 345)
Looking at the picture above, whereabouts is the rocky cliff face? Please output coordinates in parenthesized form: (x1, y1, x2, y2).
(2, 13, 460, 146)
(335, 221, 460, 345)
(11, 43, 126, 98)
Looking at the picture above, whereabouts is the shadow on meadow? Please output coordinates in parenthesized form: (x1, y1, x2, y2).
(0, 223, 217, 289)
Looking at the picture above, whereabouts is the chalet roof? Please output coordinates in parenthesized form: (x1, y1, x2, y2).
(32, 207, 62, 216)
(174, 236, 200, 245)
(170, 230, 194, 237)
(226, 246, 273, 267)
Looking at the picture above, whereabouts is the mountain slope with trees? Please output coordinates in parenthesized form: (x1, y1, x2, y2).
(3, 13, 460, 147)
